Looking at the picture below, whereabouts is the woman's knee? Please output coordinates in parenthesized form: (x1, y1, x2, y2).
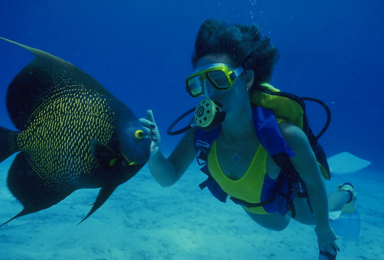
(263, 219, 290, 231)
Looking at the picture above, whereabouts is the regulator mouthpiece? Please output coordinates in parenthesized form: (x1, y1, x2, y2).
(167, 98, 226, 135)
(194, 98, 226, 130)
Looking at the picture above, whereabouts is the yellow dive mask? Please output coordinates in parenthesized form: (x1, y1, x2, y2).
(185, 63, 244, 98)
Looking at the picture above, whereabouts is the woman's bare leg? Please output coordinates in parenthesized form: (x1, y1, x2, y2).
(245, 209, 291, 231)
(244, 189, 352, 228)
(294, 190, 352, 225)
(327, 191, 351, 211)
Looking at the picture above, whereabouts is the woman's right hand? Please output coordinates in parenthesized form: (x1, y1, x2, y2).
(139, 110, 161, 158)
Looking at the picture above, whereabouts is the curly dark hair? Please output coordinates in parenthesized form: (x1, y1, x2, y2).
(192, 19, 279, 87)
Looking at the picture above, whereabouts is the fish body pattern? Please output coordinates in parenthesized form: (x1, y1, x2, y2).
(0, 37, 151, 226)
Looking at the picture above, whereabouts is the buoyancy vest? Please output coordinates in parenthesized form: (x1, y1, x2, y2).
(250, 83, 330, 180)
(194, 83, 331, 218)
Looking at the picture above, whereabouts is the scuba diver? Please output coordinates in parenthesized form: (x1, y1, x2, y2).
(140, 19, 356, 259)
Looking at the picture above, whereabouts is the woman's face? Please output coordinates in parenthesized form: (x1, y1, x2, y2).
(194, 54, 250, 112)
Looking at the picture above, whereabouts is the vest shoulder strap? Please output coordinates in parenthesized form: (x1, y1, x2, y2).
(253, 107, 296, 158)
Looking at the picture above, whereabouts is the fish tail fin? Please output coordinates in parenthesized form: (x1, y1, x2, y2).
(1, 153, 73, 226)
(78, 186, 117, 224)
(0, 127, 19, 163)
(0, 209, 29, 227)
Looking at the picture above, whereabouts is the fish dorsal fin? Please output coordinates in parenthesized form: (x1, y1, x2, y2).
(90, 139, 120, 167)
(1, 37, 114, 130)
(0, 36, 68, 65)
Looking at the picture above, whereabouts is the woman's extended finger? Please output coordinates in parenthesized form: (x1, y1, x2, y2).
(146, 110, 156, 124)
(325, 242, 339, 256)
(139, 118, 155, 129)
(331, 241, 340, 252)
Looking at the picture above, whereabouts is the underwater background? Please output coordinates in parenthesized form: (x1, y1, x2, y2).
(1, 0, 384, 169)
(1, 1, 383, 260)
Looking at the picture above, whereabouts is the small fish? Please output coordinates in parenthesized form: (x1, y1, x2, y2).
(0, 37, 151, 226)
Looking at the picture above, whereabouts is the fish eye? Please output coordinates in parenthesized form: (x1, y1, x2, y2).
(134, 130, 145, 139)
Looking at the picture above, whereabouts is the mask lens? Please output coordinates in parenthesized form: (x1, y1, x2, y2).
(207, 70, 230, 89)
(187, 76, 203, 97)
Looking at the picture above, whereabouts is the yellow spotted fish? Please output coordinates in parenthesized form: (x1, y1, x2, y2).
(0, 37, 151, 226)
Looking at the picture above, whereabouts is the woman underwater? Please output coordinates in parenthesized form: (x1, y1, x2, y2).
(140, 19, 356, 259)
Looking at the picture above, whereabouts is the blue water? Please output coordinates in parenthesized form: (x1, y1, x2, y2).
(1, 0, 383, 169)
(0, 1, 383, 259)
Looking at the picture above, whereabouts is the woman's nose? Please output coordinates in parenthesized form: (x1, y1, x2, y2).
(203, 80, 215, 98)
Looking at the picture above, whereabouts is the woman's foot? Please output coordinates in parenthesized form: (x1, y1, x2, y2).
(337, 182, 356, 214)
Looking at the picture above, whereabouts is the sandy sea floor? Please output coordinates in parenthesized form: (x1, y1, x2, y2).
(0, 153, 383, 260)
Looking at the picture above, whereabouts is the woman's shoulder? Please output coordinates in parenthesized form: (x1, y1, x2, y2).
(278, 121, 310, 151)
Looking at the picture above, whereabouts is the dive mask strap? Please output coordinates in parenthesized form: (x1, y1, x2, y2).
(232, 66, 244, 79)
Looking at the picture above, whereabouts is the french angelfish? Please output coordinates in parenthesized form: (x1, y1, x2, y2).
(0, 37, 151, 226)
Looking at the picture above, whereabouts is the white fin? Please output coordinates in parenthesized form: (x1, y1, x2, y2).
(330, 210, 360, 239)
(329, 210, 342, 220)
(328, 152, 371, 175)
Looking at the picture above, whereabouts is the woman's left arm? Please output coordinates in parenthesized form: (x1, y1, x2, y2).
(279, 121, 339, 254)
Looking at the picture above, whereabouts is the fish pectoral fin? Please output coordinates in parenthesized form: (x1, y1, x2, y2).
(90, 139, 119, 167)
(78, 186, 117, 225)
